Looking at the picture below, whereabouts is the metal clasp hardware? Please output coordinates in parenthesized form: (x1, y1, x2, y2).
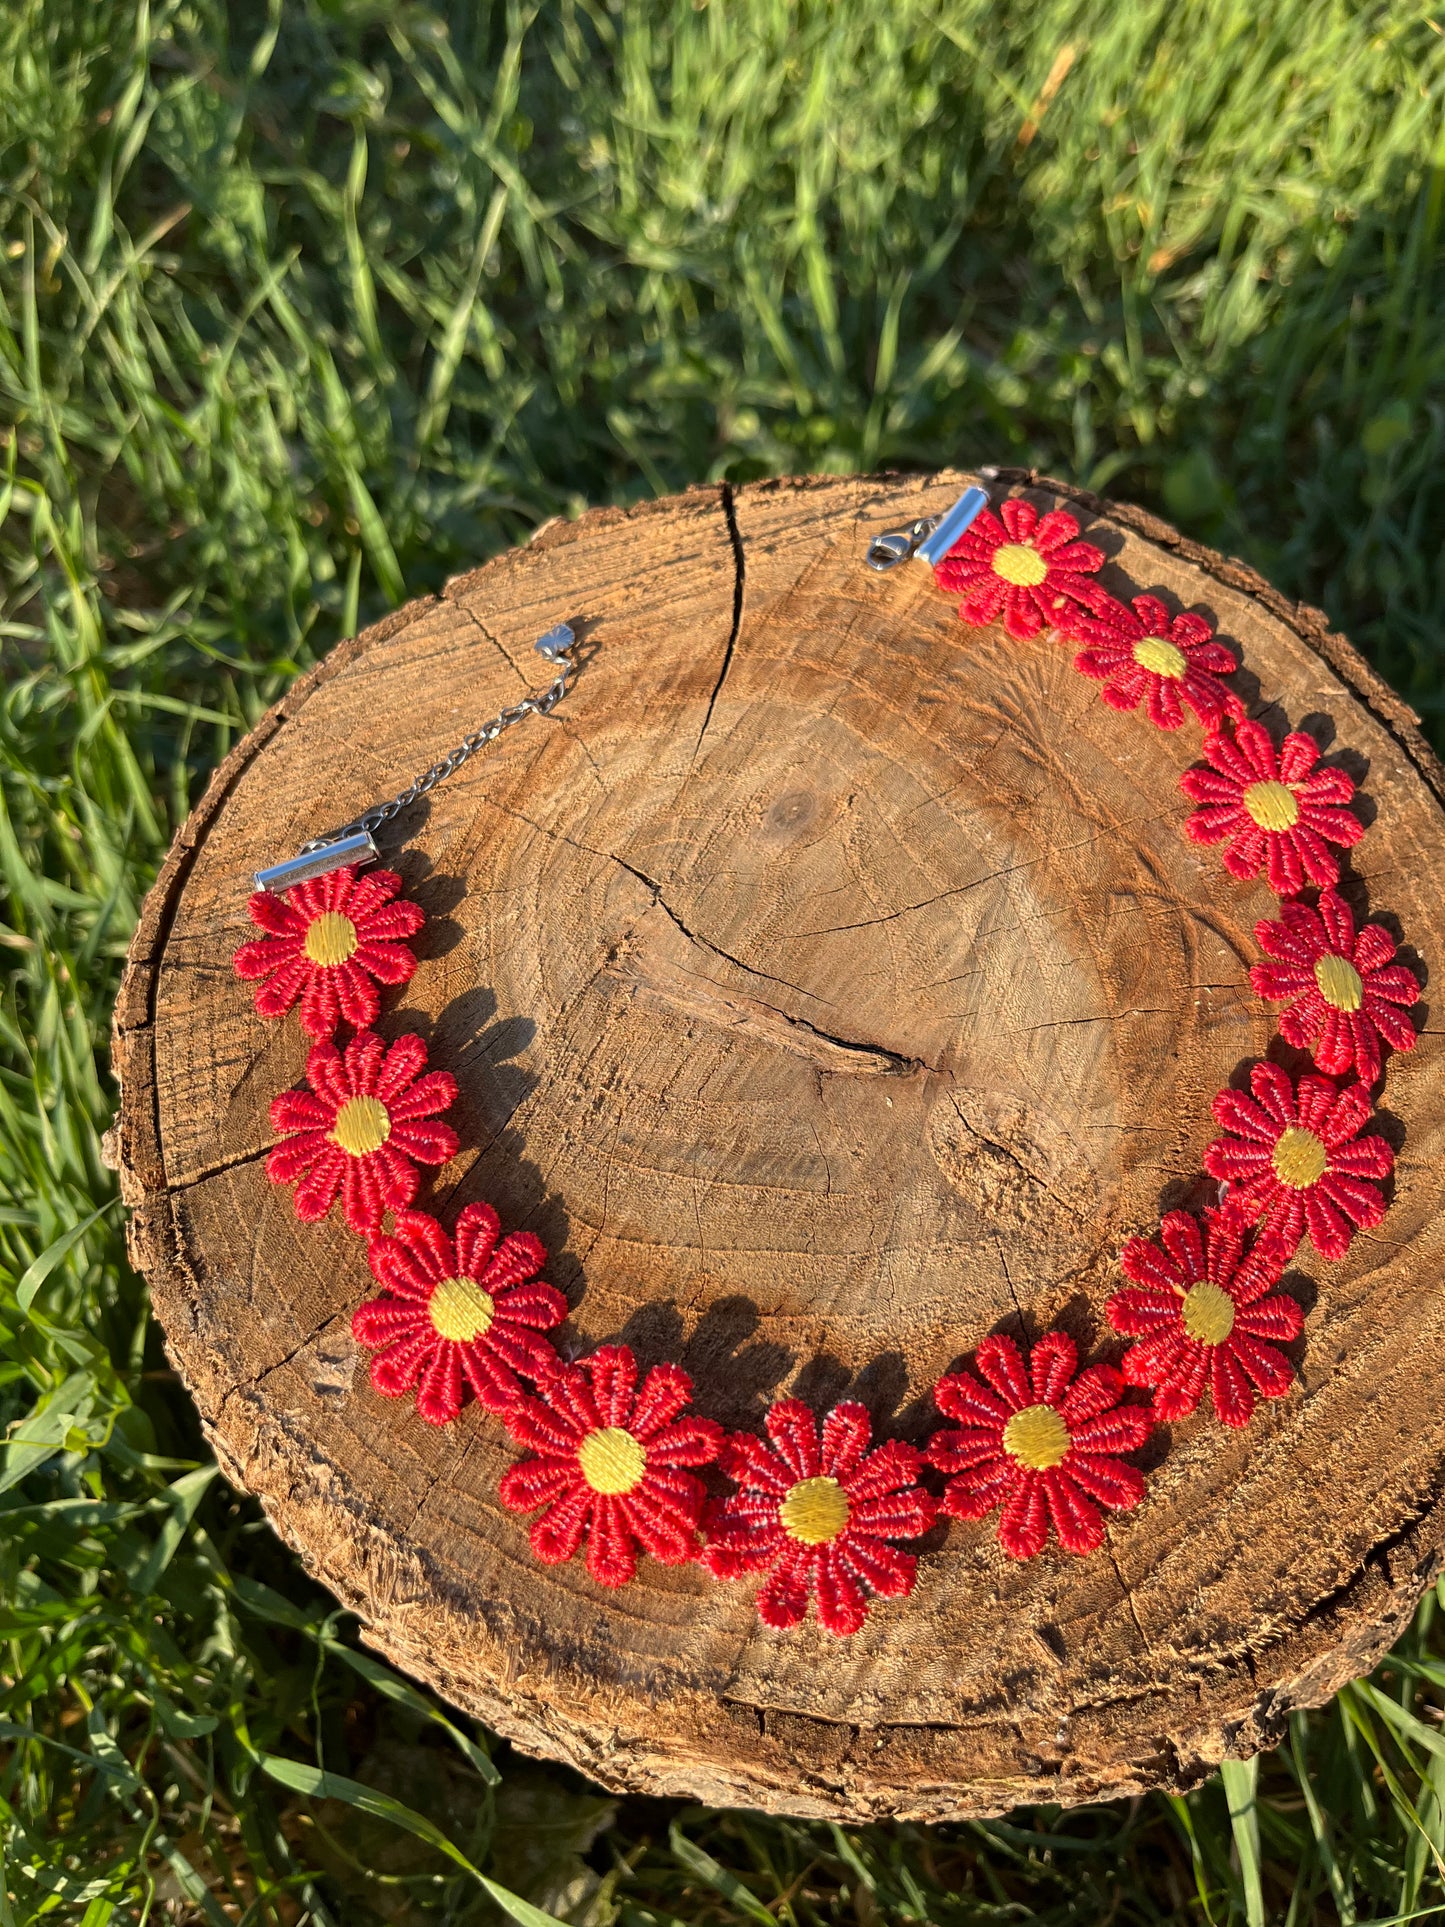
(534, 621, 575, 662)
(254, 622, 580, 892)
(254, 831, 381, 896)
(865, 484, 990, 572)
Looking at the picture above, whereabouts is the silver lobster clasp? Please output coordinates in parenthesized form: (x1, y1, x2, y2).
(534, 621, 576, 662)
(865, 484, 990, 572)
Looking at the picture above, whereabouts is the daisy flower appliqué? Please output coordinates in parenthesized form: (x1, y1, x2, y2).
(499, 1345, 723, 1587)
(267, 1030, 459, 1236)
(924, 1332, 1151, 1560)
(353, 1204, 566, 1424)
(1068, 592, 1244, 731)
(1204, 1061, 1393, 1262)
(1251, 889, 1419, 1086)
(233, 866, 425, 1040)
(1107, 1205, 1302, 1428)
(701, 1400, 935, 1638)
(1180, 718, 1363, 897)
(933, 496, 1105, 641)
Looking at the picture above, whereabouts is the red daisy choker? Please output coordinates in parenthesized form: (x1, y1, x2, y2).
(235, 483, 1418, 1639)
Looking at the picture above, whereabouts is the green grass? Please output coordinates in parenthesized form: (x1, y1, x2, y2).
(3, 0, 1445, 1917)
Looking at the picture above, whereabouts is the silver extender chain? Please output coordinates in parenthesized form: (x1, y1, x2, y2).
(303, 624, 579, 852)
(256, 623, 579, 893)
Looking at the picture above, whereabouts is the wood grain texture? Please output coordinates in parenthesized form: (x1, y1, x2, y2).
(113, 470, 1445, 1821)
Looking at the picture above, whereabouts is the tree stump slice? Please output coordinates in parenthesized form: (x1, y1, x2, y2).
(113, 471, 1445, 1822)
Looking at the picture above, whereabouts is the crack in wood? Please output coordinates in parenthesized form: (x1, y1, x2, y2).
(471, 787, 932, 1073)
(693, 479, 747, 757)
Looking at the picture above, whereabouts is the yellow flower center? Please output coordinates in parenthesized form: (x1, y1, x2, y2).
(428, 1276, 495, 1344)
(779, 1476, 851, 1545)
(1271, 1125, 1328, 1190)
(1315, 953, 1364, 1012)
(576, 1427, 646, 1496)
(1181, 1280, 1236, 1346)
(1002, 1403, 1070, 1470)
(330, 1094, 391, 1157)
(991, 542, 1049, 588)
(303, 911, 359, 967)
(1132, 635, 1187, 679)
(1242, 780, 1300, 832)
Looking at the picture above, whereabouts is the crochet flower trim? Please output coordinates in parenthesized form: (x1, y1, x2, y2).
(356, 1205, 565, 1424)
(236, 867, 425, 1039)
(1180, 716, 1364, 896)
(500, 1346, 724, 1587)
(267, 1030, 459, 1236)
(1108, 1205, 1302, 1428)
(702, 1401, 935, 1635)
(1069, 591, 1244, 732)
(934, 496, 1106, 639)
(1252, 889, 1419, 1085)
(1203, 1063, 1393, 1262)
(234, 487, 1418, 1631)
(925, 1332, 1150, 1560)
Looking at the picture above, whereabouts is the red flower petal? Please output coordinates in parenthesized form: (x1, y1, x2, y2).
(926, 1331, 1151, 1559)
(499, 1347, 717, 1584)
(233, 867, 426, 1040)
(702, 1400, 934, 1635)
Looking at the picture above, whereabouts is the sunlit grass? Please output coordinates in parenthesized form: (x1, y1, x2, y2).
(3, 0, 1445, 1918)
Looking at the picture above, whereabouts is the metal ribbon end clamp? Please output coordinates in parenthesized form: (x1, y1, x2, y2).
(865, 484, 989, 572)
(252, 829, 382, 896)
(253, 622, 578, 893)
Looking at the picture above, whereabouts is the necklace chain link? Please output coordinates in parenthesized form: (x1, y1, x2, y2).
(253, 624, 579, 890)
(302, 632, 577, 853)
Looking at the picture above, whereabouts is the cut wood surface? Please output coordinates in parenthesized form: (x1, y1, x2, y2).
(113, 470, 1445, 1821)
